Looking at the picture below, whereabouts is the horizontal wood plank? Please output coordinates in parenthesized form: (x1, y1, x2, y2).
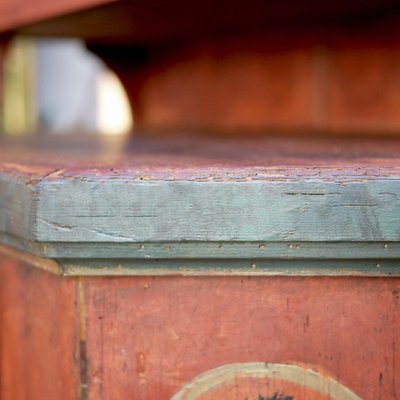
(60, 259, 400, 277)
(1, 233, 400, 260)
(2, 134, 400, 247)
(35, 177, 400, 242)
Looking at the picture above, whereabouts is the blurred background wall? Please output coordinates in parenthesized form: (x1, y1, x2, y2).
(2, 37, 133, 136)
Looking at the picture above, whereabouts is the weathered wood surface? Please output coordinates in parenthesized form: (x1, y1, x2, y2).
(3, 234, 400, 260)
(3, 240, 400, 276)
(83, 275, 400, 399)
(35, 177, 400, 243)
(1, 258, 400, 399)
(2, 134, 400, 246)
(0, 256, 80, 399)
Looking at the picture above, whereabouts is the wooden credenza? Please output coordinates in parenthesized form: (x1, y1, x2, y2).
(1, 2, 400, 399)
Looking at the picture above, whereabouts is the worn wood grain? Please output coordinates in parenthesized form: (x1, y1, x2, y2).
(2, 134, 400, 246)
(0, 256, 80, 399)
(2, 258, 400, 398)
(36, 177, 400, 243)
(0, 173, 38, 241)
(84, 275, 400, 399)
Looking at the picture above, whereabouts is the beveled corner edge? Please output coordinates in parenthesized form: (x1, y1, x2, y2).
(0, 243, 63, 275)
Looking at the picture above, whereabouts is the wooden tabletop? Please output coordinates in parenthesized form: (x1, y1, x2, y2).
(3, 131, 400, 169)
(1, 132, 400, 275)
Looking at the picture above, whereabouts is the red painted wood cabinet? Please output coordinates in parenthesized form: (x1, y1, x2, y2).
(1, 2, 400, 399)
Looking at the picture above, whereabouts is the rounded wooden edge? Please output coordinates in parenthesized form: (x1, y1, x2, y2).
(171, 362, 363, 400)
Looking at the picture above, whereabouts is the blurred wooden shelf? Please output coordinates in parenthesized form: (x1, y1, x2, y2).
(1, 0, 400, 45)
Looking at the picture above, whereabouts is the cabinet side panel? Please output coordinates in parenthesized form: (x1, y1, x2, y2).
(85, 276, 400, 400)
(0, 256, 80, 400)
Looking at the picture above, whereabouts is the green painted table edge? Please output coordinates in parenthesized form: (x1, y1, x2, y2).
(2, 145, 400, 276)
(2, 172, 400, 244)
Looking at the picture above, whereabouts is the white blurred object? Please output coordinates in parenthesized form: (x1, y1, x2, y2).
(36, 39, 99, 133)
(36, 39, 132, 135)
(97, 70, 133, 135)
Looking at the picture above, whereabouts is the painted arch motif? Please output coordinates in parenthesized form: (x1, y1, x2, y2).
(172, 363, 363, 400)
